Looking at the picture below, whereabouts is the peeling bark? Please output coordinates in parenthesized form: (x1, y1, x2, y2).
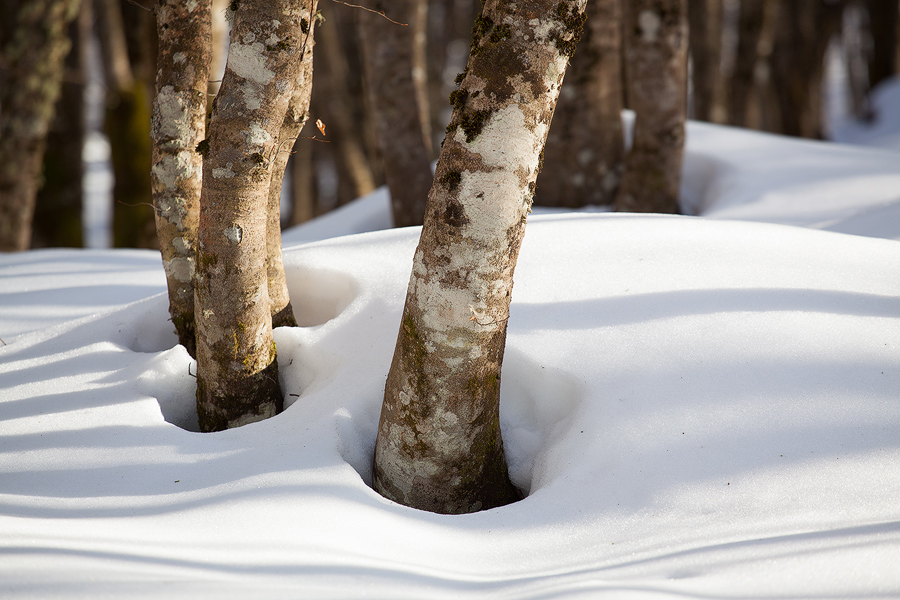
(538, 0, 625, 208)
(373, 0, 587, 514)
(151, 0, 212, 358)
(615, 0, 688, 214)
(0, 0, 80, 252)
(195, 0, 313, 432)
(359, 0, 434, 227)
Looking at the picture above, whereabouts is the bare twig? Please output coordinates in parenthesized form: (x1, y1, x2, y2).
(124, 0, 152, 12)
(329, 0, 408, 26)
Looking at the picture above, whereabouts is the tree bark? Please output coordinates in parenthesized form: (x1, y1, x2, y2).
(151, 0, 212, 358)
(537, 0, 625, 208)
(358, 0, 434, 228)
(266, 4, 318, 328)
(0, 0, 81, 252)
(616, 0, 688, 214)
(373, 0, 587, 514)
(688, 0, 725, 123)
(195, 0, 312, 432)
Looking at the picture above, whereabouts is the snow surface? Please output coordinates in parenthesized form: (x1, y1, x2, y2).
(2, 83, 900, 597)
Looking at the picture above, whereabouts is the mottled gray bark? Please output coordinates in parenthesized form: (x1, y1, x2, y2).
(373, 0, 587, 514)
(151, 0, 212, 358)
(359, 0, 434, 228)
(195, 0, 312, 432)
(615, 0, 688, 214)
(266, 2, 318, 328)
(0, 0, 80, 252)
(538, 0, 624, 207)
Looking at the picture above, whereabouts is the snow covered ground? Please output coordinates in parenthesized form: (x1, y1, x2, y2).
(1, 81, 899, 598)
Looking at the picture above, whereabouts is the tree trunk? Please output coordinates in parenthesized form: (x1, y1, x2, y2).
(195, 0, 312, 432)
(151, 0, 212, 358)
(688, 0, 726, 123)
(866, 0, 899, 90)
(0, 0, 81, 252)
(770, 0, 843, 139)
(729, 0, 766, 128)
(33, 3, 88, 249)
(359, 0, 434, 228)
(616, 0, 688, 214)
(312, 5, 376, 208)
(537, 0, 625, 208)
(373, 0, 587, 514)
(93, 0, 157, 249)
(266, 6, 318, 328)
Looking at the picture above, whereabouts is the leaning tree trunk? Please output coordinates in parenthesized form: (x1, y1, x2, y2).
(0, 0, 81, 252)
(359, 0, 434, 228)
(615, 0, 688, 214)
(195, 0, 311, 432)
(537, 0, 625, 208)
(151, 0, 212, 358)
(373, 0, 587, 514)
(265, 3, 318, 328)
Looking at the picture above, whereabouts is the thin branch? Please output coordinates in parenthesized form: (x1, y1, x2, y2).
(329, 0, 408, 26)
(123, 0, 152, 12)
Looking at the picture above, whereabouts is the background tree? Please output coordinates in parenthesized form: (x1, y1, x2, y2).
(866, 0, 899, 92)
(537, 0, 625, 208)
(359, 0, 434, 227)
(688, 0, 726, 123)
(0, 0, 81, 252)
(33, 1, 90, 248)
(93, 0, 158, 248)
(151, 0, 212, 357)
(194, 0, 317, 432)
(615, 0, 688, 213)
(373, 0, 587, 514)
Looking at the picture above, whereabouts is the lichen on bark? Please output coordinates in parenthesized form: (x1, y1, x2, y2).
(373, 0, 586, 514)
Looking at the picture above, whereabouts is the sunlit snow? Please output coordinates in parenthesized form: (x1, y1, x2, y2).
(1, 81, 899, 598)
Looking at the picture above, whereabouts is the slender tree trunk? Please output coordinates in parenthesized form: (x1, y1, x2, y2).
(151, 0, 212, 358)
(359, 0, 434, 227)
(537, 0, 625, 208)
(729, 0, 766, 128)
(33, 3, 88, 248)
(866, 0, 899, 90)
(288, 134, 317, 226)
(616, 0, 688, 214)
(195, 0, 312, 432)
(0, 0, 81, 252)
(313, 5, 376, 207)
(93, 0, 157, 249)
(373, 0, 587, 514)
(266, 5, 318, 328)
(688, 0, 726, 123)
(770, 0, 843, 139)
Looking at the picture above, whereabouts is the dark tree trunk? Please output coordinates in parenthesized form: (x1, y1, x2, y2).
(688, 0, 726, 123)
(770, 0, 843, 139)
(729, 0, 767, 128)
(866, 0, 899, 90)
(373, 0, 587, 514)
(33, 3, 88, 249)
(616, 0, 689, 214)
(538, 0, 625, 208)
(359, 0, 434, 228)
(151, 0, 212, 358)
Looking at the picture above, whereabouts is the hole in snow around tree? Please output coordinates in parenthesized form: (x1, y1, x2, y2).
(500, 346, 584, 496)
(284, 265, 358, 327)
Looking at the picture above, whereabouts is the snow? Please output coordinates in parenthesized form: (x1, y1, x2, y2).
(2, 81, 900, 597)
